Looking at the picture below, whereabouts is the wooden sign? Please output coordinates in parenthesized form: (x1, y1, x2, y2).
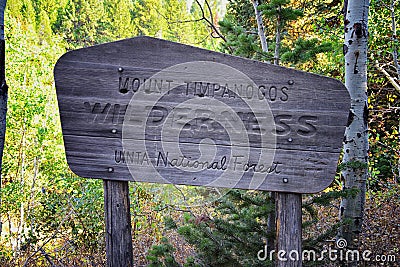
(54, 36, 350, 193)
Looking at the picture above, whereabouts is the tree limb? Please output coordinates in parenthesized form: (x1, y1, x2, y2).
(194, 0, 227, 42)
(375, 61, 400, 94)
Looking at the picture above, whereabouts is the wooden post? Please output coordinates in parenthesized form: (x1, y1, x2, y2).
(104, 180, 133, 267)
(276, 192, 302, 267)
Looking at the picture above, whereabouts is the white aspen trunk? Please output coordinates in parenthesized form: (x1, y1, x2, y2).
(339, 0, 369, 264)
(274, 10, 281, 65)
(251, 0, 268, 53)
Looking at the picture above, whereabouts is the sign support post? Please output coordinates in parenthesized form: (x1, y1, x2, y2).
(103, 180, 133, 267)
(276, 192, 302, 267)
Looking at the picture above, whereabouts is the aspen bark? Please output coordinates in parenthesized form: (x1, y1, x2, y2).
(274, 7, 281, 65)
(339, 0, 369, 265)
(251, 0, 268, 53)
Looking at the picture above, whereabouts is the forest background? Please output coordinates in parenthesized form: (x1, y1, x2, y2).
(0, 0, 399, 266)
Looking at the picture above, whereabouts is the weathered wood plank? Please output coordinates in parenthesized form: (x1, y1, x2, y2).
(276, 193, 302, 266)
(63, 135, 338, 193)
(54, 36, 350, 193)
(54, 66, 349, 112)
(104, 180, 133, 267)
(58, 107, 347, 151)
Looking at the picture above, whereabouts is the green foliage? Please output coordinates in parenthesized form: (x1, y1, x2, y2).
(219, 0, 337, 65)
(132, 0, 165, 37)
(170, 190, 275, 266)
(281, 38, 332, 65)
(367, 0, 399, 190)
(109, 0, 135, 39)
(225, 0, 254, 30)
(338, 160, 369, 172)
(1, 0, 221, 265)
(147, 237, 180, 267)
(219, 14, 267, 60)
(154, 189, 355, 266)
(258, 0, 303, 22)
(164, 216, 178, 230)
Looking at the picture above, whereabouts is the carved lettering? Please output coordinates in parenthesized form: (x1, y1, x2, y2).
(84, 102, 126, 125)
(114, 150, 150, 165)
(167, 155, 228, 170)
(243, 161, 282, 174)
(118, 77, 173, 94)
(269, 86, 277, 101)
(117, 150, 283, 174)
(84, 101, 318, 139)
(157, 151, 169, 167)
(274, 115, 318, 137)
(297, 115, 318, 137)
(280, 86, 289, 101)
(194, 82, 212, 97)
(274, 114, 292, 136)
(148, 106, 168, 126)
(117, 76, 291, 102)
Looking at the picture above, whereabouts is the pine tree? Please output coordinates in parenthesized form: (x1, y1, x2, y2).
(258, 0, 303, 65)
(169, 190, 275, 267)
(162, 0, 194, 43)
(132, 0, 165, 37)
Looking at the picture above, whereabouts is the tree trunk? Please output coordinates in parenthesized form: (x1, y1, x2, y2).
(266, 192, 276, 255)
(391, 0, 400, 76)
(0, 0, 7, 236)
(251, 0, 268, 53)
(339, 0, 369, 265)
(274, 11, 281, 65)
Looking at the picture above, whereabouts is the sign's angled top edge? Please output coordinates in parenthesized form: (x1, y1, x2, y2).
(54, 36, 348, 91)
